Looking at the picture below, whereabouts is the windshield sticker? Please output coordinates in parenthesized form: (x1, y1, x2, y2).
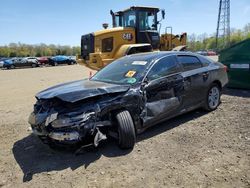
(127, 78, 137, 84)
(132, 61, 147, 65)
(125, 70, 136, 78)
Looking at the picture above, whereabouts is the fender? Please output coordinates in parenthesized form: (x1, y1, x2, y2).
(114, 43, 153, 59)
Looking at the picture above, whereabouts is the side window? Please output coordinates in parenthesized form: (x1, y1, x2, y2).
(102, 37, 113, 52)
(147, 56, 180, 81)
(178, 55, 202, 71)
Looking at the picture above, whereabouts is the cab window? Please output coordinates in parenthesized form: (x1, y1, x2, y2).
(178, 55, 202, 71)
(147, 56, 180, 81)
(123, 11, 136, 27)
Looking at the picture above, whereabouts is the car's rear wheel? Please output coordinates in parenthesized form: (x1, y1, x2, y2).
(204, 83, 221, 111)
(116, 110, 136, 149)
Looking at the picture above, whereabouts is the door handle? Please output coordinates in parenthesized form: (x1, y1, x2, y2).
(202, 72, 209, 77)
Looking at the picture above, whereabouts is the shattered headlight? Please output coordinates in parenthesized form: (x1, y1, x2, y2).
(51, 117, 73, 128)
(50, 112, 95, 128)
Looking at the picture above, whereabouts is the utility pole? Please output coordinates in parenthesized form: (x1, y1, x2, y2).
(216, 0, 230, 50)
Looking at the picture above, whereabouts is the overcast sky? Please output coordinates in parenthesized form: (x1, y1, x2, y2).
(0, 0, 249, 46)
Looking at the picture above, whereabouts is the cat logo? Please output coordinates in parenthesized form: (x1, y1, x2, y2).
(122, 33, 133, 41)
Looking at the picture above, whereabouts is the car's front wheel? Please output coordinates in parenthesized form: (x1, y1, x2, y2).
(204, 83, 221, 111)
(116, 110, 136, 149)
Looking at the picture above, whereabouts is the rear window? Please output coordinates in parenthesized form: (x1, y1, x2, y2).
(198, 55, 213, 66)
(178, 55, 202, 71)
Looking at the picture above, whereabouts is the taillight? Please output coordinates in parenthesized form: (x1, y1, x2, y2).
(223, 65, 228, 72)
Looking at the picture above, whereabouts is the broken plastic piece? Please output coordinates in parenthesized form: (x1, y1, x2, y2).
(94, 128, 107, 147)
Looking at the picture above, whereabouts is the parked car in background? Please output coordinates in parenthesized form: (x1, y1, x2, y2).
(29, 51, 228, 150)
(3, 58, 16, 69)
(196, 50, 208, 56)
(3, 57, 39, 69)
(37, 57, 49, 65)
(207, 50, 217, 56)
(0, 58, 9, 68)
(25, 57, 38, 63)
(48, 55, 76, 66)
(69, 56, 76, 61)
(24, 57, 40, 65)
(196, 50, 217, 56)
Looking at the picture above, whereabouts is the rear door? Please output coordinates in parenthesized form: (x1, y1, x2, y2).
(177, 55, 210, 108)
(142, 55, 184, 126)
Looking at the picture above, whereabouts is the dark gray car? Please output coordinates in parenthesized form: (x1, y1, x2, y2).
(4, 57, 39, 69)
(29, 52, 228, 149)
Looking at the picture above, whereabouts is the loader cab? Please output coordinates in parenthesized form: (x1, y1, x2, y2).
(111, 6, 163, 49)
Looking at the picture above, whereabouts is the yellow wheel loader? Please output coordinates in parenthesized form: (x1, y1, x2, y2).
(77, 6, 187, 70)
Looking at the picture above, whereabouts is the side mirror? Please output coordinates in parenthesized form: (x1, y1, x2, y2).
(161, 9, 165, 20)
(110, 10, 114, 16)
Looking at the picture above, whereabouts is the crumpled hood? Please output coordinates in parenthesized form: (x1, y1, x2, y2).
(36, 79, 130, 103)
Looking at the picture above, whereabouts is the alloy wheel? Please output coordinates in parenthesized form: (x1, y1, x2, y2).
(208, 86, 220, 109)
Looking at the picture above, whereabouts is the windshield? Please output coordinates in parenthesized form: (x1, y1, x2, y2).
(91, 56, 151, 85)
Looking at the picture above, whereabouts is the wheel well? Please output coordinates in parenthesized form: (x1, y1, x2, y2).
(212, 80, 222, 90)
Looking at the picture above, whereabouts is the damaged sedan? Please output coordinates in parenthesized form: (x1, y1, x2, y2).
(29, 52, 228, 149)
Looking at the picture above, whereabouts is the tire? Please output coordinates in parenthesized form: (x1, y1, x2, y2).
(10, 65, 15, 69)
(67, 60, 73, 65)
(54, 62, 58, 66)
(203, 83, 221, 111)
(116, 110, 136, 149)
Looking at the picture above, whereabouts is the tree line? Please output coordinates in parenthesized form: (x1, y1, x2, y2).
(0, 43, 80, 57)
(187, 23, 250, 52)
(0, 23, 249, 57)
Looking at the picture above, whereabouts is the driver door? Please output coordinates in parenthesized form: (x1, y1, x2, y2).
(141, 55, 184, 126)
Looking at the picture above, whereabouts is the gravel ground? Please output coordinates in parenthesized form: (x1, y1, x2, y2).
(0, 65, 249, 188)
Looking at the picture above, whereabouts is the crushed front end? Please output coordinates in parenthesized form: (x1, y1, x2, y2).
(28, 98, 109, 147)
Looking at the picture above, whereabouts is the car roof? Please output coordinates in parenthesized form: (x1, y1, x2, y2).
(125, 51, 199, 63)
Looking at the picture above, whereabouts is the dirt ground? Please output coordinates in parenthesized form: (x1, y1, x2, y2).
(0, 65, 249, 188)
